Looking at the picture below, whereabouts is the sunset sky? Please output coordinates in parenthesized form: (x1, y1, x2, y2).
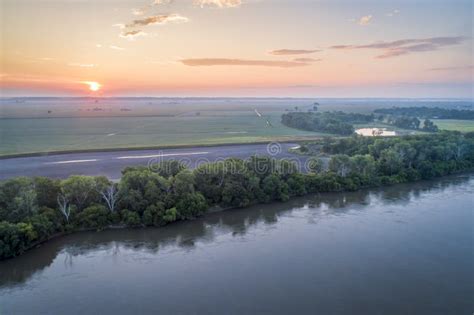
(1, 0, 472, 97)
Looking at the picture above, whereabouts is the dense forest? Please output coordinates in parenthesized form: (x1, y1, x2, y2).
(374, 107, 474, 120)
(1, 131, 473, 260)
(281, 111, 374, 135)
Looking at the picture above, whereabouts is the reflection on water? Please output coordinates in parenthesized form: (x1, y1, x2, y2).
(0, 174, 473, 314)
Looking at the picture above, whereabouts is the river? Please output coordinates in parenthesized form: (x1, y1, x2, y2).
(1, 175, 473, 314)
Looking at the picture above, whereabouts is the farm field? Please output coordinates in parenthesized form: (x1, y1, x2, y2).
(432, 119, 474, 132)
(0, 113, 330, 156)
(1, 98, 472, 156)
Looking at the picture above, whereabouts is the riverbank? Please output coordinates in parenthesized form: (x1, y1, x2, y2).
(1, 132, 473, 260)
(19, 170, 473, 259)
(2, 174, 473, 314)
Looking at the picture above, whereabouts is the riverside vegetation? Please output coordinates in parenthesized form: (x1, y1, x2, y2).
(1, 131, 474, 260)
(281, 111, 440, 135)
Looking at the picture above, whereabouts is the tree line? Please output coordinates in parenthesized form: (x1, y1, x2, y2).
(1, 131, 473, 259)
(281, 111, 439, 135)
(384, 116, 439, 132)
(281, 111, 374, 135)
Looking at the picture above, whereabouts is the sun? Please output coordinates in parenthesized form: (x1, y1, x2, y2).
(82, 81, 101, 92)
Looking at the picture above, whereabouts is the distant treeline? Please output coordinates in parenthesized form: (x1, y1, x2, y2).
(385, 116, 438, 132)
(1, 131, 474, 259)
(281, 111, 374, 135)
(374, 107, 474, 120)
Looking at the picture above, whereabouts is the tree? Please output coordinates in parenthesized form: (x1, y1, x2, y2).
(287, 173, 307, 196)
(143, 202, 178, 226)
(76, 204, 110, 229)
(307, 157, 323, 173)
(0, 177, 38, 222)
(422, 119, 438, 132)
(150, 160, 186, 178)
(0, 221, 37, 259)
(34, 177, 61, 208)
(328, 154, 353, 177)
(378, 149, 403, 176)
(119, 168, 170, 213)
(120, 210, 141, 227)
(57, 194, 72, 223)
(98, 182, 120, 213)
(351, 155, 376, 178)
(222, 181, 251, 207)
(175, 192, 208, 220)
(261, 174, 289, 202)
(171, 169, 195, 196)
(61, 175, 97, 211)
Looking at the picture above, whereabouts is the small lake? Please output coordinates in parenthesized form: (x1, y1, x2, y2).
(356, 127, 397, 136)
(1, 175, 473, 314)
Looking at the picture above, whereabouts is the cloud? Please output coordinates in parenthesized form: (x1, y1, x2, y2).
(194, 0, 242, 8)
(126, 14, 189, 28)
(68, 63, 97, 68)
(109, 45, 125, 50)
(428, 65, 474, 71)
(293, 58, 321, 62)
(120, 30, 148, 40)
(358, 15, 372, 26)
(96, 44, 125, 50)
(132, 8, 146, 16)
(179, 58, 311, 67)
(331, 36, 469, 58)
(268, 49, 320, 55)
(113, 23, 126, 29)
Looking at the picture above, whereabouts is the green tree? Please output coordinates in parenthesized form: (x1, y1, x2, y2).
(262, 174, 289, 202)
(328, 154, 353, 177)
(119, 168, 170, 214)
(60, 175, 97, 211)
(0, 177, 38, 223)
(175, 192, 208, 220)
(150, 160, 186, 178)
(33, 177, 61, 208)
(307, 157, 323, 173)
(76, 204, 110, 229)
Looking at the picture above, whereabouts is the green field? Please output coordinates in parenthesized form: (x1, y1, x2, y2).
(0, 113, 331, 156)
(1, 98, 472, 156)
(432, 119, 474, 132)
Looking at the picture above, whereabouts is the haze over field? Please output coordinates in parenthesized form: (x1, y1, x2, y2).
(1, 0, 472, 98)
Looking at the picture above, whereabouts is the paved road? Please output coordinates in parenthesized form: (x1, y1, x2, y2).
(0, 143, 310, 180)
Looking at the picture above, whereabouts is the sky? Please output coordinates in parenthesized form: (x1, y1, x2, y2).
(0, 0, 473, 98)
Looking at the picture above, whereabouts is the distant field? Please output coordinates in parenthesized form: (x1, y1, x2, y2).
(0, 113, 331, 156)
(432, 119, 474, 132)
(0, 98, 472, 156)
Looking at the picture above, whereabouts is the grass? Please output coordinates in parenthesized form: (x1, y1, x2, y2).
(0, 113, 331, 156)
(431, 119, 474, 132)
(1, 98, 471, 156)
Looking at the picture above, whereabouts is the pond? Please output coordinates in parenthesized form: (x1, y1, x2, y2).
(355, 127, 397, 136)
